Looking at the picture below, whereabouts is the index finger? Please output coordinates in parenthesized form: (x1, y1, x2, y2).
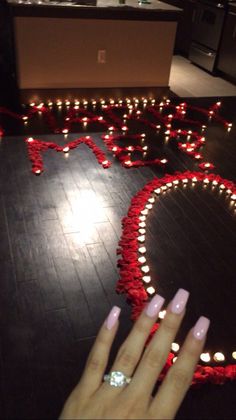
(77, 306, 121, 397)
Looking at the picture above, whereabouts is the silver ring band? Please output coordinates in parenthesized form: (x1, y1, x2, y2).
(103, 371, 131, 387)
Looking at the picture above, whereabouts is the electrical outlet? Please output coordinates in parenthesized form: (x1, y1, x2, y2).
(97, 49, 106, 64)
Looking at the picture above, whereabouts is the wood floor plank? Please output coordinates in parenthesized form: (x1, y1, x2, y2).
(95, 221, 119, 244)
(53, 257, 96, 338)
(65, 238, 111, 328)
(37, 265, 66, 311)
(2, 364, 36, 420)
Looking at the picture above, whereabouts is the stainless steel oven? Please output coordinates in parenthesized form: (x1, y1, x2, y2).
(189, 1, 226, 73)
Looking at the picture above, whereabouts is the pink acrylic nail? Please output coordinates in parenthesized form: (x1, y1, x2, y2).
(145, 294, 165, 318)
(105, 306, 121, 330)
(170, 288, 189, 314)
(193, 316, 210, 340)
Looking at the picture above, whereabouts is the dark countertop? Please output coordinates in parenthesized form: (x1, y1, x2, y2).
(7, 0, 182, 21)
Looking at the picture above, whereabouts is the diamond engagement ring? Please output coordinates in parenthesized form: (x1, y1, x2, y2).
(103, 371, 132, 387)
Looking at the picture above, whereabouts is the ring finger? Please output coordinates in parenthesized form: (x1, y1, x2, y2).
(126, 288, 189, 397)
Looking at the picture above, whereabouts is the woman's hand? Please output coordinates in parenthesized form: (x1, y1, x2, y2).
(60, 288, 210, 419)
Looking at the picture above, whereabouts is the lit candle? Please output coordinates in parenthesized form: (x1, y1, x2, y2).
(139, 222, 146, 228)
(124, 160, 132, 167)
(200, 352, 211, 362)
(147, 286, 155, 295)
(159, 310, 166, 319)
(138, 235, 145, 242)
(139, 228, 146, 234)
(139, 246, 146, 253)
(138, 256, 146, 264)
(171, 343, 180, 352)
(213, 352, 225, 362)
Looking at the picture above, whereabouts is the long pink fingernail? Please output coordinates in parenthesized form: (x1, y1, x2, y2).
(170, 288, 189, 314)
(193, 316, 210, 340)
(105, 306, 121, 330)
(145, 294, 165, 318)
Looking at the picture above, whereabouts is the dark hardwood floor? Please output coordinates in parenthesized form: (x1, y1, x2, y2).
(0, 96, 236, 419)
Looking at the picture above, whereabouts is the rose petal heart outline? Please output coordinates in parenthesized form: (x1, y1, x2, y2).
(116, 170, 236, 385)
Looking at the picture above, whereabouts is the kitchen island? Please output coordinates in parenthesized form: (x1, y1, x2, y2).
(6, 0, 182, 102)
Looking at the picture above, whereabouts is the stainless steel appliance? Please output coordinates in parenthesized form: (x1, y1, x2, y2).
(189, 0, 226, 73)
